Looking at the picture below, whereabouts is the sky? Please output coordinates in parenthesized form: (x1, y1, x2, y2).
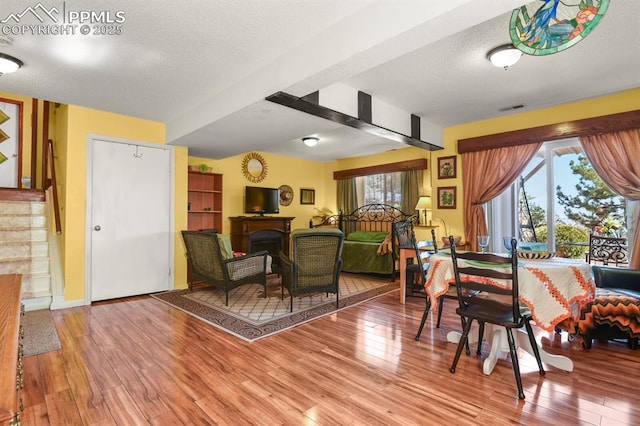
(522, 152, 581, 222)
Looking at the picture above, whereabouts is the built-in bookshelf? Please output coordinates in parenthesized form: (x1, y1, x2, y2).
(187, 171, 223, 232)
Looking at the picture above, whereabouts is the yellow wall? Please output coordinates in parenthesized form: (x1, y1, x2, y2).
(63, 86, 640, 302)
(52, 105, 68, 270)
(439, 87, 640, 243)
(56, 105, 189, 301)
(188, 152, 329, 234)
(5, 87, 640, 305)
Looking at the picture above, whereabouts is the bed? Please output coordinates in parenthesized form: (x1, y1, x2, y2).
(312, 204, 413, 276)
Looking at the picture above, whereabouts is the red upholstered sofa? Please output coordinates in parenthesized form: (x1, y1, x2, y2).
(577, 266, 640, 349)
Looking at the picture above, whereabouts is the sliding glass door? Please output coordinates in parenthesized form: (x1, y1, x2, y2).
(489, 138, 627, 258)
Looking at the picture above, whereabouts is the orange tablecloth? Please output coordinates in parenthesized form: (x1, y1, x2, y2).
(425, 251, 596, 331)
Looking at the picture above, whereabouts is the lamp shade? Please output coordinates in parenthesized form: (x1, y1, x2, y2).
(487, 44, 522, 70)
(415, 195, 432, 210)
(0, 53, 23, 74)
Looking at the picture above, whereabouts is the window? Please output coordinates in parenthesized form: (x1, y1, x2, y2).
(489, 138, 627, 257)
(356, 172, 402, 208)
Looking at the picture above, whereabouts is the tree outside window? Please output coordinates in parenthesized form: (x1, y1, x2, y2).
(556, 154, 626, 237)
(519, 144, 627, 258)
(356, 172, 402, 208)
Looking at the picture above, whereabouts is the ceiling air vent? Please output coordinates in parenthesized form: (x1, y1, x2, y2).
(498, 104, 525, 112)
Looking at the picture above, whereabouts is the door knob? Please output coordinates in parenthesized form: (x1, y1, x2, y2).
(94, 225, 101, 231)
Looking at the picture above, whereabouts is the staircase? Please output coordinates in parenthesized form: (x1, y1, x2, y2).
(0, 198, 53, 311)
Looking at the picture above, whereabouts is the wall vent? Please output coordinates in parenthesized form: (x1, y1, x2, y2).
(498, 104, 526, 112)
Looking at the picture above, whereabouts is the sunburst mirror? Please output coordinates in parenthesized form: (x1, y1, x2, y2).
(241, 152, 268, 183)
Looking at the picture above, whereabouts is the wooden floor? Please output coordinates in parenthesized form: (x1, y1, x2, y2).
(20, 287, 640, 425)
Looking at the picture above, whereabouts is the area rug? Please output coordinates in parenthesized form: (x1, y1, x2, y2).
(151, 273, 398, 342)
(22, 309, 62, 356)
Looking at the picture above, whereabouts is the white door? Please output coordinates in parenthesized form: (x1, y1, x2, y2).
(88, 138, 173, 301)
(0, 101, 20, 188)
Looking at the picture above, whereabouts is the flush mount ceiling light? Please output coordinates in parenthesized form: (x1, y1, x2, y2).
(302, 137, 318, 147)
(0, 53, 23, 75)
(487, 44, 522, 70)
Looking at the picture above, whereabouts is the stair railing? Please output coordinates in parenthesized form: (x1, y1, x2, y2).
(47, 139, 62, 235)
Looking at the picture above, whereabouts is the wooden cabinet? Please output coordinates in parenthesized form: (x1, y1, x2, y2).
(229, 216, 295, 254)
(188, 171, 223, 231)
(0, 274, 23, 426)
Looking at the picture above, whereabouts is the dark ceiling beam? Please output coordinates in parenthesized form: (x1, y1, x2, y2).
(265, 91, 442, 152)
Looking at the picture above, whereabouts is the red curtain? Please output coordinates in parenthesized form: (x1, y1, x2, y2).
(580, 129, 640, 269)
(462, 143, 542, 251)
(462, 142, 542, 251)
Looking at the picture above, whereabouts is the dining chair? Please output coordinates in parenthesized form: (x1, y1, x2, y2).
(448, 237, 545, 400)
(435, 234, 459, 329)
(415, 233, 464, 341)
(394, 220, 436, 298)
(415, 230, 438, 295)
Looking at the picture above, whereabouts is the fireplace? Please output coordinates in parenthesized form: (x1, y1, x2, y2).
(247, 229, 285, 274)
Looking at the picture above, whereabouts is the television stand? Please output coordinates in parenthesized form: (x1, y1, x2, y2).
(229, 216, 295, 254)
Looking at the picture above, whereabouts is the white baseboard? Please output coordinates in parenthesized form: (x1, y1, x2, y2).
(22, 296, 52, 312)
(50, 295, 87, 310)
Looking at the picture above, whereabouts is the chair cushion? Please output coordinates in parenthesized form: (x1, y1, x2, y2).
(217, 234, 234, 260)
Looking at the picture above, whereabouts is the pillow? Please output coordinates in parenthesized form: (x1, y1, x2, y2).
(217, 234, 234, 259)
(346, 230, 389, 243)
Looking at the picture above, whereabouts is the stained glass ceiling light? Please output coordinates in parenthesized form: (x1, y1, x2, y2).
(510, 0, 609, 56)
(487, 44, 522, 70)
(0, 53, 23, 75)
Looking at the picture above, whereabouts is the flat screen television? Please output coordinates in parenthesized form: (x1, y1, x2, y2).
(244, 186, 280, 216)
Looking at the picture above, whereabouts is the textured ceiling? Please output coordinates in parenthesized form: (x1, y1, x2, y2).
(0, 0, 638, 161)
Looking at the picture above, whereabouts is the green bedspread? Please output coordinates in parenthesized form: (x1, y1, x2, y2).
(341, 240, 393, 275)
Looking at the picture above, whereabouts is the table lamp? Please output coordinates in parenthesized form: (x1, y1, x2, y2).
(414, 195, 432, 226)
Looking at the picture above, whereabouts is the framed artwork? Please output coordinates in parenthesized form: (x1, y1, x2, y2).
(437, 156, 456, 179)
(300, 188, 315, 205)
(0, 98, 23, 188)
(437, 186, 456, 209)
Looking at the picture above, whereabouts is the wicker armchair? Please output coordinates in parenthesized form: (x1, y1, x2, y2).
(279, 228, 344, 312)
(181, 231, 268, 306)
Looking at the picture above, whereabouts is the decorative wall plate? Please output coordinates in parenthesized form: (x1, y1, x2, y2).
(279, 184, 293, 206)
(241, 152, 268, 183)
(510, 0, 609, 56)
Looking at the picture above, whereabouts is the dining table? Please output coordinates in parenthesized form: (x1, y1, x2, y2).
(424, 250, 596, 375)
